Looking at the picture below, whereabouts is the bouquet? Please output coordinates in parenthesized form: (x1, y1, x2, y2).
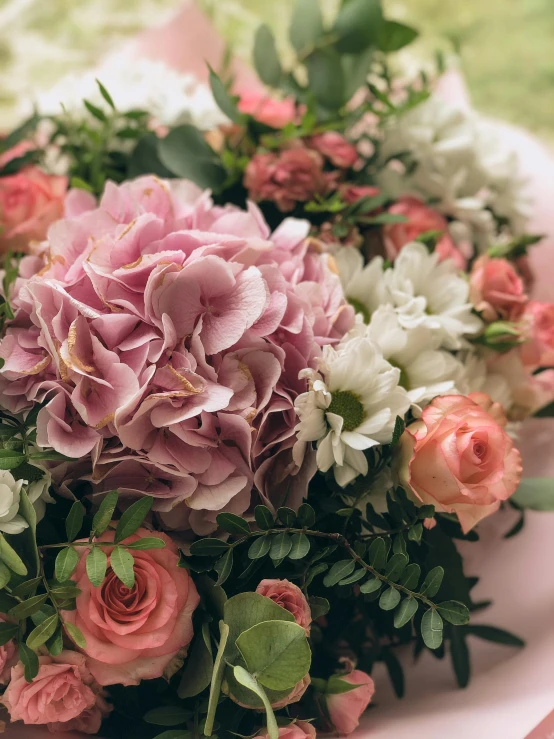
(0, 2, 552, 737)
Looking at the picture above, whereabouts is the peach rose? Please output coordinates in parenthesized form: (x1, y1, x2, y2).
(309, 132, 358, 169)
(383, 196, 466, 270)
(520, 300, 554, 369)
(256, 579, 312, 633)
(62, 528, 199, 686)
(256, 720, 316, 739)
(325, 670, 375, 736)
(469, 255, 528, 322)
(238, 90, 298, 128)
(2, 651, 111, 733)
(398, 393, 523, 533)
(0, 166, 67, 252)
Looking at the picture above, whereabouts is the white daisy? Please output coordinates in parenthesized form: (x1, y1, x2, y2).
(331, 248, 387, 324)
(294, 337, 410, 487)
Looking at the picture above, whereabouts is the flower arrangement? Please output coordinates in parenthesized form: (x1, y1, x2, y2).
(0, 1, 552, 738)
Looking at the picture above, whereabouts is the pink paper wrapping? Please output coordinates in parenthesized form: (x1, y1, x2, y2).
(4, 5, 554, 737)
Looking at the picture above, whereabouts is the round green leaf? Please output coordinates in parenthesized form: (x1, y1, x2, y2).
(399, 563, 421, 590)
(420, 566, 444, 598)
(269, 532, 292, 560)
(384, 553, 408, 582)
(254, 505, 274, 530)
(236, 620, 311, 691)
(421, 609, 444, 650)
(437, 600, 470, 626)
(323, 559, 355, 587)
(248, 535, 271, 560)
(288, 533, 310, 560)
(379, 586, 401, 611)
(393, 597, 419, 628)
(359, 576, 382, 595)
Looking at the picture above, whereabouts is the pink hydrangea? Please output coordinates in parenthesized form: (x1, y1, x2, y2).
(0, 176, 354, 532)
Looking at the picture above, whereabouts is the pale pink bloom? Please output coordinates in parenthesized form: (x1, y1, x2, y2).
(309, 132, 359, 169)
(64, 188, 96, 218)
(256, 720, 316, 739)
(469, 255, 528, 322)
(339, 184, 380, 205)
(244, 147, 326, 212)
(62, 528, 199, 686)
(325, 670, 375, 736)
(398, 393, 523, 533)
(520, 300, 554, 369)
(238, 90, 298, 128)
(2, 651, 111, 733)
(383, 196, 466, 270)
(256, 578, 312, 633)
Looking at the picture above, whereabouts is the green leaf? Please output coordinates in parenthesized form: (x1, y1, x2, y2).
(11, 577, 41, 599)
(128, 133, 174, 179)
(254, 505, 274, 530)
(96, 79, 116, 109)
(270, 532, 292, 560)
(114, 496, 153, 543)
(84, 99, 108, 122)
(216, 513, 250, 536)
(421, 609, 444, 650)
(65, 622, 87, 649)
(339, 568, 366, 586)
(437, 600, 470, 626)
(417, 505, 435, 520)
(384, 553, 408, 582)
(391, 415, 405, 445)
(0, 561, 11, 589)
(379, 586, 401, 611)
(92, 490, 119, 536)
(277, 507, 296, 527)
(308, 595, 329, 620)
(144, 706, 192, 726)
(465, 624, 524, 647)
(232, 665, 278, 739)
(368, 537, 387, 570)
(288, 533, 310, 560)
(248, 535, 271, 560)
(408, 523, 423, 543)
(190, 538, 230, 556)
(333, 0, 383, 53)
(297, 503, 316, 528)
(86, 546, 107, 588)
(30, 605, 55, 627)
(214, 548, 233, 586)
(394, 596, 419, 628)
(55, 547, 79, 583)
(253, 25, 281, 87)
(158, 125, 226, 191)
(19, 642, 39, 682)
(377, 19, 419, 52)
(290, 0, 324, 53)
(204, 621, 229, 736)
(0, 449, 26, 470)
(236, 620, 310, 691)
(450, 628, 470, 688)
(178, 631, 213, 699)
(0, 533, 27, 576)
(29, 451, 75, 462)
(324, 559, 355, 587)
(8, 593, 48, 621)
(511, 478, 554, 510)
(305, 49, 345, 111)
(359, 576, 382, 594)
(26, 613, 58, 650)
(16, 489, 39, 578)
(126, 537, 166, 550)
(420, 566, 444, 598)
(208, 67, 240, 122)
(46, 627, 63, 656)
(110, 546, 135, 588)
(0, 622, 18, 645)
(152, 732, 190, 739)
(1, 113, 40, 153)
(65, 501, 85, 542)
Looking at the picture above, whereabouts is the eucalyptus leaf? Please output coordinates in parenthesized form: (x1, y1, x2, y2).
(339, 567, 366, 586)
(158, 126, 225, 191)
(290, 0, 324, 53)
(208, 67, 240, 123)
(305, 49, 345, 111)
(421, 609, 444, 650)
(277, 507, 296, 527)
(377, 19, 419, 52)
(511, 478, 554, 510)
(333, 0, 383, 53)
(308, 595, 330, 619)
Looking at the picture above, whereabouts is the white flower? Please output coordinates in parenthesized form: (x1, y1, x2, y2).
(331, 248, 387, 323)
(383, 243, 483, 348)
(0, 471, 27, 535)
(27, 470, 54, 524)
(294, 337, 410, 487)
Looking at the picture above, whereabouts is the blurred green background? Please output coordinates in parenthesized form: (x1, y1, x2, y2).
(0, 0, 553, 139)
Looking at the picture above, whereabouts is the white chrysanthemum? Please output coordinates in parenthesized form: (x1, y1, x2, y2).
(294, 337, 410, 487)
(0, 470, 27, 535)
(377, 95, 529, 249)
(383, 243, 483, 348)
(331, 248, 387, 323)
(365, 305, 464, 406)
(27, 470, 54, 524)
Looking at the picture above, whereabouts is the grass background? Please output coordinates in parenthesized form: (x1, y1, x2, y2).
(0, 0, 552, 139)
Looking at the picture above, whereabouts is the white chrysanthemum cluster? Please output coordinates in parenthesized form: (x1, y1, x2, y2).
(377, 95, 530, 250)
(28, 52, 228, 130)
(294, 242, 483, 486)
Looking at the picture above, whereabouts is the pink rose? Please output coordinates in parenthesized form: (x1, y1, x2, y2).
(520, 300, 554, 369)
(0, 167, 67, 252)
(256, 720, 316, 739)
(469, 255, 528, 322)
(325, 670, 375, 736)
(256, 578, 312, 633)
(238, 90, 298, 128)
(339, 184, 380, 205)
(2, 651, 111, 733)
(383, 196, 466, 270)
(309, 132, 358, 169)
(62, 528, 199, 686)
(398, 393, 523, 533)
(244, 146, 326, 211)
